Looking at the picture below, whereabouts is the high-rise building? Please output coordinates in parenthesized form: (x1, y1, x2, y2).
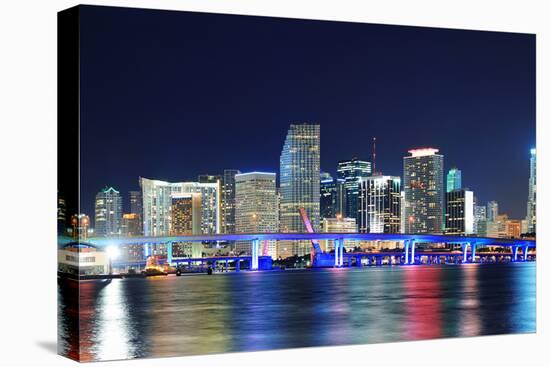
(446, 167, 462, 192)
(337, 158, 372, 220)
(487, 200, 499, 222)
(171, 194, 202, 235)
(140, 177, 221, 236)
(526, 148, 536, 233)
(506, 219, 522, 239)
(235, 172, 278, 259)
(494, 214, 509, 238)
(279, 123, 320, 257)
(320, 173, 346, 220)
(222, 169, 240, 234)
(474, 204, 487, 236)
(121, 213, 141, 237)
(321, 216, 357, 252)
(198, 174, 224, 232)
(358, 175, 401, 233)
(403, 148, 444, 233)
(445, 189, 474, 235)
(94, 187, 122, 237)
(129, 190, 143, 235)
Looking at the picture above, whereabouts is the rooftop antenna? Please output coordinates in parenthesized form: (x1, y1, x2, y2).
(372, 137, 377, 174)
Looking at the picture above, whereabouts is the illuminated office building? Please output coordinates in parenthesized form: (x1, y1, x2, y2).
(129, 190, 143, 235)
(474, 204, 487, 236)
(94, 186, 122, 237)
(321, 216, 357, 252)
(235, 172, 278, 259)
(171, 194, 202, 235)
(121, 213, 141, 237)
(279, 123, 320, 257)
(358, 175, 401, 233)
(337, 158, 372, 220)
(140, 177, 221, 236)
(403, 148, 444, 233)
(487, 200, 499, 222)
(446, 167, 462, 192)
(222, 169, 240, 234)
(320, 172, 346, 219)
(445, 189, 474, 235)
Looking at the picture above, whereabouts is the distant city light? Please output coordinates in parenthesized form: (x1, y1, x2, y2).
(531, 148, 536, 155)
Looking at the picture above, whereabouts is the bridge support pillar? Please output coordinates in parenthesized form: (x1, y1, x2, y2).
(167, 242, 173, 265)
(339, 238, 344, 267)
(356, 256, 362, 267)
(523, 245, 529, 262)
(471, 243, 476, 263)
(251, 239, 259, 270)
(236, 259, 241, 272)
(462, 243, 470, 263)
(334, 239, 340, 267)
(404, 240, 409, 264)
(410, 240, 416, 265)
(512, 246, 519, 262)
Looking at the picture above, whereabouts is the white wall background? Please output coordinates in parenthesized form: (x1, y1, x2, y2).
(0, 1, 547, 366)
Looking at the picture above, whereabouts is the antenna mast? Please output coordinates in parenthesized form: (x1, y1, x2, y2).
(372, 137, 377, 174)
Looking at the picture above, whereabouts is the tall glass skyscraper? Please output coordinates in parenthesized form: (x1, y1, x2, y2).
(403, 148, 444, 233)
(526, 148, 536, 233)
(337, 158, 372, 220)
(446, 167, 462, 192)
(94, 186, 122, 237)
(358, 175, 401, 233)
(279, 123, 320, 257)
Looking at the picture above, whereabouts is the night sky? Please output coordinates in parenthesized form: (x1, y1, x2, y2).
(79, 5, 535, 220)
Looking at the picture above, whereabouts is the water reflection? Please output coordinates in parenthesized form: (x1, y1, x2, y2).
(58, 263, 536, 362)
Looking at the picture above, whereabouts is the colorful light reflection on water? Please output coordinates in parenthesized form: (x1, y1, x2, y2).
(58, 263, 535, 362)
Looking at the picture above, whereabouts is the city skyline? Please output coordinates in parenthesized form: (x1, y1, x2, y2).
(77, 6, 535, 220)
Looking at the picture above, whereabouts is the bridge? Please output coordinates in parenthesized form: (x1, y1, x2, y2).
(62, 232, 536, 271)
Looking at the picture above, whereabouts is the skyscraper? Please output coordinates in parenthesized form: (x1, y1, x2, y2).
(171, 194, 202, 235)
(140, 177, 221, 236)
(358, 175, 401, 233)
(121, 213, 141, 237)
(337, 158, 372, 220)
(526, 148, 536, 233)
(403, 148, 444, 234)
(279, 123, 320, 257)
(320, 172, 346, 220)
(487, 200, 499, 222)
(446, 167, 462, 192)
(94, 186, 122, 237)
(445, 189, 474, 235)
(474, 204, 487, 236)
(222, 169, 240, 234)
(235, 172, 278, 258)
(129, 190, 143, 235)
